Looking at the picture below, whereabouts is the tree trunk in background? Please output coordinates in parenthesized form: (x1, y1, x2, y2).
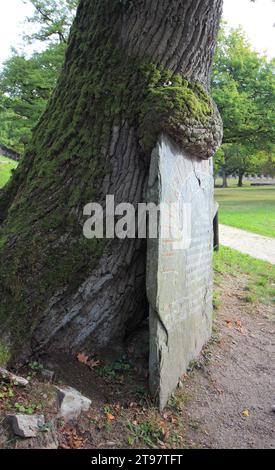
(238, 171, 244, 187)
(0, 0, 223, 361)
(222, 170, 228, 188)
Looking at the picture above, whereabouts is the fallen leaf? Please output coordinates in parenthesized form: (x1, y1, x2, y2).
(87, 359, 101, 369)
(61, 427, 85, 449)
(106, 412, 116, 421)
(242, 409, 250, 418)
(77, 353, 89, 365)
(170, 415, 178, 424)
(225, 320, 233, 328)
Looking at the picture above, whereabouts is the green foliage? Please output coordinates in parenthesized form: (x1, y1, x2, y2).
(0, 340, 10, 366)
(0, 393, 43, 414)
(98, 359, 132, 382)
(213, 290, 221, 310)
(14, 401, 42, 415)
(28, 361, 43, 371)
(24, 0, 78, 44)
(0, 43, 66, 152)
(168, 393, 190, 414)
(213, 25, 275, 146)
(0, 0, 78, 152)
(0, 156, 18, 189)
(127, 420, 164, 447)
(262, 152, 275, 177)
(212, 24, 275, 181)
(0, 385, 14, 399)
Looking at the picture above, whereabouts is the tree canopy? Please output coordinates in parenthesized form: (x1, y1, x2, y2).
(0, 0, 78, 152)
(212, 24, 275, 185)
(0, 44, 66, 151)
(23, 0, 78, 44)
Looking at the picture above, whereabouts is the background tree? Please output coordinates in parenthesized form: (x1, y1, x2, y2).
(262, 147, 275, 177)
(214, 143, 269, 188)
(0, 0, 223, 361)
(0, 0, 78, 152)
(23, 0, 78, 44)
(212, 25, 275, 186)
(0, 44, 66, 152)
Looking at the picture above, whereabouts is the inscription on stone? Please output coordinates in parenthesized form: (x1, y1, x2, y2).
(147, 135, 214, 409)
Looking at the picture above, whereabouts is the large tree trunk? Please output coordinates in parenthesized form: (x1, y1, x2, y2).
(238, 171, 244, 187)
(0, 0, 223, 361)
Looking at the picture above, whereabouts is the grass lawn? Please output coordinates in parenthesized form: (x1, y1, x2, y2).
(215, 177, 251, 188)
(0, 155, 18, 189)
(215, 186, 275, 238)
(214, 246, 275, 306)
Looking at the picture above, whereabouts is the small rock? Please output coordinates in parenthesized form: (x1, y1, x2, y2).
(14, 427, 59, 449)
(0, 367, 29, 387)
(41, 369, 55, 382)
(178, 380, 184, 389)
(8, 414, 45, 438)
(55, 386, 91, 422)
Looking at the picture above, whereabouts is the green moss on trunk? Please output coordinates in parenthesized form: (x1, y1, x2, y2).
(0, 0, 221, 358)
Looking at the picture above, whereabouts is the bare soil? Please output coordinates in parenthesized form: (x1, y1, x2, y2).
(184, 273, 275, 449)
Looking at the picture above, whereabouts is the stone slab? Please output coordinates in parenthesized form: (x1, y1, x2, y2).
(147, 135, 214, 409)
(8, 414, 45, 438)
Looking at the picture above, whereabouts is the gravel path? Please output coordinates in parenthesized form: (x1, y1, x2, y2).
(219, 224, 275, 265)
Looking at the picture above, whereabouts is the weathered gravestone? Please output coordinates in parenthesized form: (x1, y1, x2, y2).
(147, 135, 214, 409)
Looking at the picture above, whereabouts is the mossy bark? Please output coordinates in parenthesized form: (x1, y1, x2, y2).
(0, 0, 223, 361)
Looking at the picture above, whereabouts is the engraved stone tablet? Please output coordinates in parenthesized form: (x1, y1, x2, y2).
(147, 135, 214, 409)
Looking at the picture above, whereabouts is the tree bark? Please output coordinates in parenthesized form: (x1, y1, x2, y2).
(0, 0, 223, 361)
(238, 171, 244, 187)
(222, 170, 228, 188)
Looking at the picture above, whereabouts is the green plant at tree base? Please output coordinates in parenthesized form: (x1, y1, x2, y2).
(127, 420, 164, 447)
(0, 340, 10, 366)
(98, 359, 132, 382)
